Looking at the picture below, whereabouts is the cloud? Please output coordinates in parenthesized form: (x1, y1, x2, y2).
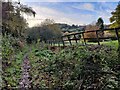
(24, 5, 75, 27)
(73, 3, 95, 11)
(83, 3, 95, 11)
(24, 5, 96, 27)
(22, 2, 117, 27)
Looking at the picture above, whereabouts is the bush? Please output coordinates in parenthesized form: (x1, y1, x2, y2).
(2, 35, 24, 89)
(28, 45, 119, 90)
(25, 19, 62, 44)
(2, 35, 119, 89)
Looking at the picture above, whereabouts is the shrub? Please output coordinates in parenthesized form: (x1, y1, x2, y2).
(28, 45, 119, 90)
(25, 19, 62, 44)
(2, 35, 24, 89)
(2, 35, 119, 89)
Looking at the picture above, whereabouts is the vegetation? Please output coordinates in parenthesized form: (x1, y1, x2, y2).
(109, 1, 120, 61)
(96, 17, 104, 38)
(1, 1, 120, 90)
(110, 2, 120, 86)
(84, 18, 105, 42)
(96, 17, 104, 30)
(2, 35, 23, 89)
(2, 1, 35, 37)
(29, 45, 120, 90)
(2, 36, 120, 89)
(26, 19, 62, 43)
(110, 2, 120, 28)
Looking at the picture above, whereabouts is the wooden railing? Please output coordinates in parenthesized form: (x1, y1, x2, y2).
(47, 27, 120, 46)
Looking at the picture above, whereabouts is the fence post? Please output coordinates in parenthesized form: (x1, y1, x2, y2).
(53, 38, 55, 46)
(67, 36, 72, 45)
(51, 40, 52, 46)
(61, 37, 65, 46)
(96, 31, 100, 45)
(48, 40, 50, 45)
(58, 40, 60, 47)
(82, 33, 86, 45)
(73, 34, 78, 43)
(115, 28, 120, 43)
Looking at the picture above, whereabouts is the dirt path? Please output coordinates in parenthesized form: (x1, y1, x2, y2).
(19, 55, 31, 89)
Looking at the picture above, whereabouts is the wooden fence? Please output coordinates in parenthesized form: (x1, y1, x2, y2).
(47, 27, 120, 46)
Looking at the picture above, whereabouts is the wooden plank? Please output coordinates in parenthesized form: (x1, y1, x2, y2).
(63, 38, 80, 41)
(62, 27, 120, 38)
(83, 37, 117, 40)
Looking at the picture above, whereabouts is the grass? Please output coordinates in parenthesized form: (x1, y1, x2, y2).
(88, 40, 118, 47)
(50, 40, 119, 49)
(100, 40, 118, 47)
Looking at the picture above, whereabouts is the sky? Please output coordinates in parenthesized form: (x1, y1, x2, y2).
(12, 0, 119, 27)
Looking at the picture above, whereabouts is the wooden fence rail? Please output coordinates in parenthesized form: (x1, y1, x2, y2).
(47, 27, 120, 46)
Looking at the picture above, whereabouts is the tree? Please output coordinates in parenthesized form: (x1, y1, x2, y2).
(96, 17, 104, 29)
(110, 2, 120, 54)
(96, 17, 104, 38)
(110, 3, 120, 81)
(41, 19, 54, 26)
(41, 19, 62, 38)
(2, 1, 36, 37)
(110, 2, 120, 28)
(26, 19, 62, 43)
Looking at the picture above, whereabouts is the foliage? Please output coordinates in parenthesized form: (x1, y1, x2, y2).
(26, 19, 62, 43)
(96, 17, 104, 38)
(2, 1, 36, 37)
(2, 51, 23, 89)
(110, 2, 120, 77)
(57, 23, 84, 33)
(2, 35, 24, 89)
(110, 2, 120, 28)
(28, 45, 119, 90)
(2, 34, 119, 90)
(96, 17, 104, 30)
(25, 27, 40, 43)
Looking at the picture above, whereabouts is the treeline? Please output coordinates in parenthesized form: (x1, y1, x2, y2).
(26, 19, 62, 44)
